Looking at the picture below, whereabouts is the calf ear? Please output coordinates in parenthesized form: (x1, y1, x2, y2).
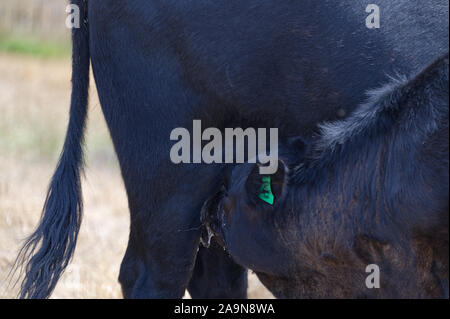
(245, 160, 288, 206)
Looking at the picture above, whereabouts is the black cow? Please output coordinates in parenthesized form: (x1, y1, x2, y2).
(15, 0, 448, 298)
(205, 54, 449, 298)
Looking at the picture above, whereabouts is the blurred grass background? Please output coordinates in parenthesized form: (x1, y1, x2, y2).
(0, 0, 273, 299)
(0, 33, 70, 58)
(0, 0, 70, 58)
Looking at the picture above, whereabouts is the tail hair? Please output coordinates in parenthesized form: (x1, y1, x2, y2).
(12, 0, 90, 299)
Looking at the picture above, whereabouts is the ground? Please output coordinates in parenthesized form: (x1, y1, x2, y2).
(0, 53, 273, 299)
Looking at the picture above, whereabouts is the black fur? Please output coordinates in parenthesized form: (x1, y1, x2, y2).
(14, 0, 90, 299)
(188, 240, 248, 299)
(15, 0, 448, 298)
(210, 54, 449, 298)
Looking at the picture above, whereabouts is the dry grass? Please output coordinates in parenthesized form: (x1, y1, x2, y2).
(0, 53, 273, 299)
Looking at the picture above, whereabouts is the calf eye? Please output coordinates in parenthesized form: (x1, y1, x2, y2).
(258, 176, 274, 205)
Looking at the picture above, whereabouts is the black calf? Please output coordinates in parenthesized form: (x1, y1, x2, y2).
(209, 54, 449, 298)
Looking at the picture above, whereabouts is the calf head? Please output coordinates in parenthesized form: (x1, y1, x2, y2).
(202, 54, 449, 298)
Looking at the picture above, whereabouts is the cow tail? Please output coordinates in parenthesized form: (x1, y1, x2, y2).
(14, 0, 90, 299)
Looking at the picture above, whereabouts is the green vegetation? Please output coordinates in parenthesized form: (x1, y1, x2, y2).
(0, 33, 70, 58)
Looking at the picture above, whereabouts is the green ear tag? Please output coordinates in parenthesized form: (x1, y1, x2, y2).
(258, 176, 274, 205)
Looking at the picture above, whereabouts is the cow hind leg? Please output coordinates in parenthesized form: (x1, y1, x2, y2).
(118, 198, 204, 298)
(119, 225, 200, 298)
(117, 164, 228, 298)
(188, 239, 248, 299)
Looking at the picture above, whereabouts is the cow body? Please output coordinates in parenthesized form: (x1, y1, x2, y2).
(88, 0, 448, 298)
(207, 55, 449, 298)
(17, 0, 448, 298)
